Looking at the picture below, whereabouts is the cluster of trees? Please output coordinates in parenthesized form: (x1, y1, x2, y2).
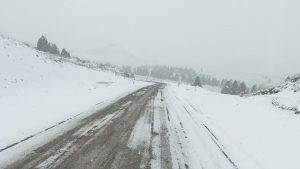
(133, 65, 227, 87)
(37, 36, 71, 58)
(134, 65, 197, 83)
(221, 80, 247, 95)
(220, 79, 261, 95)
(198, 74, 220, 86)
(129, 65, 264, 95)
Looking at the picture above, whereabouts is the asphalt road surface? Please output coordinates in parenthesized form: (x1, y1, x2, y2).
(5, 84, 175, 169)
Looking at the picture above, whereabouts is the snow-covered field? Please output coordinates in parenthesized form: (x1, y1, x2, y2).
(0, 35, 150, 151)
(165, 82, 300, 169)
(203, 85, 221, 93)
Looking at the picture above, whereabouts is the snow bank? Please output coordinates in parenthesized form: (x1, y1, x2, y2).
(0, 35, 150, 150)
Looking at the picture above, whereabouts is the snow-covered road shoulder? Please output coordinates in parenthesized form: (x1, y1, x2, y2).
(166, 83, 300, 169)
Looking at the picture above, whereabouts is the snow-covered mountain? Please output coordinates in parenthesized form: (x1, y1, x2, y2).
(0, 34, 149, 150)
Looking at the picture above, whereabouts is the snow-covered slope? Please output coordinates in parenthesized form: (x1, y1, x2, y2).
(167, 83, 300, 169)
(0, 35, 150, 150)
(253, 76, 300, 114)
(254, 75, 300, 95)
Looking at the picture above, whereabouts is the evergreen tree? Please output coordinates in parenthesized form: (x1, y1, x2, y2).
(48, 43, 60, 55)
(231, 80, 239, 95)
(36, 35, 61, 55)
(251, 85, 258, 93)
(239, 82, 247, 93)
(193, 76, 202, 87)
(220, 79, 227, 87)
(37, 35, 48, 52)
(61, 48, 71, 58)
(221, 80, 232, 94)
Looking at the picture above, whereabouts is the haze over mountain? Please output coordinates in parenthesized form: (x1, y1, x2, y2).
(1, 0, 300, 84)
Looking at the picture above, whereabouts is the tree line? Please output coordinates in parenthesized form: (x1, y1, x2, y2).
(131, 65, 262, 95)
(37, 35, 71, 58)
(221, 80, 247, 95)
(220, 79, 262, 95)
(133, 65, 197, 84)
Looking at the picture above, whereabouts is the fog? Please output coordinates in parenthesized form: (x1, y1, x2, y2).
(1, 0, 300, 83)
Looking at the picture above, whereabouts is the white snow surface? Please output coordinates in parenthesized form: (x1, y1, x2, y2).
(0, 35, 150, 150)
(203, 85, 221, 93)
(166, 83, 300, 169)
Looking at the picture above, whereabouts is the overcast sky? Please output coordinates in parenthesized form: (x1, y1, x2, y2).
(1, 0, 300, 83)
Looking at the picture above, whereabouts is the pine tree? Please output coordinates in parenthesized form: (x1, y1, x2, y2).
(61, 48, 71, 58)
(221, 80, 232, 94)
(220, 79, 227, 87)
(239, 82, 247, 93)
(37, 35, 48, 52)
(193, 76, 202, 87)
(251, 85, 258, 93)
(231, 80, 239, 95)
(36, 35, 61, 55)
(48, 43, 60, 55)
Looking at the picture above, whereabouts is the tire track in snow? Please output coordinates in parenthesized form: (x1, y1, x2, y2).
(166, 86, 268, 169)
(183, 104, 239, 169)
(165, 95, 194, 169)
(184, 98, 267, 169)
(202, 124, 238, 169)
(167, 88, 239, 169)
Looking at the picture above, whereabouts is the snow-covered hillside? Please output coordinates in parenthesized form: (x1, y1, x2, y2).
(167, 81, 300, 169)
(0, 35, 150, 150)
(253, 75, 300, 114)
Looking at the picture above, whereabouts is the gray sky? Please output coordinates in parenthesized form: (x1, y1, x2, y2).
(1, 0, 300, 83)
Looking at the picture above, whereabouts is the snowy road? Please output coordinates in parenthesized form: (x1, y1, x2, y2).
(3, 84, 261, 169)
(4, 84, 160, 169)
